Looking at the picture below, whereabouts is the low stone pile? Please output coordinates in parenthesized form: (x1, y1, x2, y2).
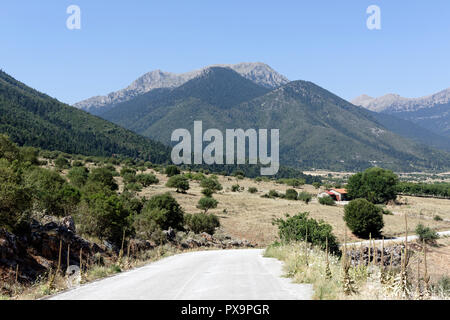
(345, 244, 406, 267)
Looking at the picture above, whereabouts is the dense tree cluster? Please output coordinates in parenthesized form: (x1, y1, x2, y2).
(396, 181, 450, 198)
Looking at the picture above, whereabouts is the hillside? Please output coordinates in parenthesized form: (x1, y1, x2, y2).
(74, 62, 289, 115)
(353, 88, 450, 138)
(0, 70, 170, 162)
(366, 110, 450, 152)
(101, 67, 450, 172)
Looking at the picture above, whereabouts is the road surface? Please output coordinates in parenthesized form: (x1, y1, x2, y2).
(48, 249, 313, 300)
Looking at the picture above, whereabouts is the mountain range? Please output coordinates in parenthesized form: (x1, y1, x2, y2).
(74, 62, 289, 115)
(87, 65, 450, 172)
(353, 88, 450, 138)
(3, 62, 450, 173)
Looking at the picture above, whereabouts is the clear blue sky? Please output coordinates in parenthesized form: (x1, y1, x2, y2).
(1, 0, 449, 105)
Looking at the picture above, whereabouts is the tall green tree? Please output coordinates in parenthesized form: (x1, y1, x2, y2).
(347, 167, 399, 204)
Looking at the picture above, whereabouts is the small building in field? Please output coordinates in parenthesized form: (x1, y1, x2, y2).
(318, 188, 348, 202)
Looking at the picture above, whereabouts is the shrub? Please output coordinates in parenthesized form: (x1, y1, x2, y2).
(200, 177, 223, 192)
(347, 168, 399, 204)
(285, 189, 298, 200)
(415, 224, 439, 244)
(197, 197, 218, 213)
(57, 184, 81, 216)
(279, 178, 305, 188)
(141, 193, 184, 230)
(434, 215, 443, 221)
(191, 172, 206, 181)
(67, 167, 89, 188)
(344, 199, 384, 238)
(233, 170, 245, 178)
(0, 162, 33, 233)
(201, 188, 214, 197)
(231, 184, 241, 192)
(248, 187, 258, 194)
(268, 189, 280, 198)
(298, 191, 312, 204)
(312, 182, 321, 189)
(136, 173, 159, 187)
(318, 196, 335, 206)
(55, 156, 71, 170)
(24, 168, 69, 216)
(165, 165, 180, 177)
(433, 276, 450, 296)
(184, 213, 220, 234)
(166, 175, 190, 193)
(273, 212, 340, 254)
(125, 183, 142, 193)
(77, 193, 132, 246)
(87, 167, 118, 191)
(133, 210, 164, 241)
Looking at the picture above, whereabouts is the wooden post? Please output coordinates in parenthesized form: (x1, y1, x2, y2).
(57, 239, 62, 274)
(67, 244, 70, 269)
(15, 264, 19, 283)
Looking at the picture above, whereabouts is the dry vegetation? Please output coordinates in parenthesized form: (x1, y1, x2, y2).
(124, 168, 450, 246)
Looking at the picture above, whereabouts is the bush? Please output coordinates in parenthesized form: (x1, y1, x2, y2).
(434, 215, 443, 221)
(0, 162, 33, 233)
(136, 173, 159, 187)
(184, 213, 220, 234)
(166, 175, 190, 193)
(312, 182, 321, 189)
(197, 197, 218, 213)
(67, 167, 89, 188)
(77, 193, 132, 246)
(201, 188, 214, 197)
(87, 167, 118, 191)
(298, 191, 312, 204)
(285, 189, 298, 200)
(347, 168, 399, 204)
(125, 183, 142, 193)
(24, 168, 69, 216)
(318, 196, 335, 206)
(141, 193, 184, 230)
(200, 177, 223, 192)
(231, 184, 241, 192)
(344, 199, 384, 238)
(248, 187, 258, 194)
(133, 210, 164, 242)
(273, 212, 340, 254)
(165, 165, 180, 177)
(55, 156, 70, 170)
(415, 224, 439, 244)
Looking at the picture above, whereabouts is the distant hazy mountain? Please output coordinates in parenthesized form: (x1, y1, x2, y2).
(100, 67, 450, 172)
(353, 88, 450, 137)
(74, 62, 289, 115)
(0, 70, 170, 162)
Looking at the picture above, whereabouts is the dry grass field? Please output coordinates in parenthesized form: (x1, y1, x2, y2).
(124, 168, 450, 247)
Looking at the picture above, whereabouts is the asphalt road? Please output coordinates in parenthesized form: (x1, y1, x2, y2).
(49, 249, 313, 300)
